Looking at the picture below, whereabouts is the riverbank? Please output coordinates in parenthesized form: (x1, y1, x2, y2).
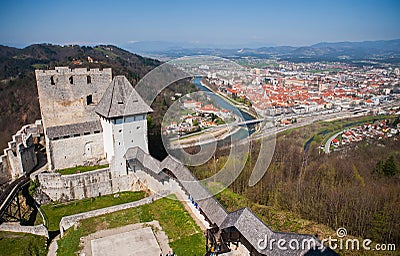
(196, 78, 257, 120)
(166, 77, 258, 149)
(169, 126, 241, 149)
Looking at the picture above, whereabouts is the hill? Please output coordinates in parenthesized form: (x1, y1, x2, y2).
(191, 116, 400, 249)
(128, 39, 400, 63)
(0, 44, 195, 156)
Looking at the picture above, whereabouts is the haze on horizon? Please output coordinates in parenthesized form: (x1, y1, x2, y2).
(0, 0, 399, 49)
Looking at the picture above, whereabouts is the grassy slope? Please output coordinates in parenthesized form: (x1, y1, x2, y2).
(41, 191, 146, 231)
(0, 232, 47, 256)
(55, 164, 109, 175)
(57, 194, 205, 256)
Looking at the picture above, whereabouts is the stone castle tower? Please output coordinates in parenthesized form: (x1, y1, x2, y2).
(35, 67, 152, 173)
(35, 67, 112, 127)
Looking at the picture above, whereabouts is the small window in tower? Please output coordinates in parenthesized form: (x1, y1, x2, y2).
(50, 76, 55, 85)
(86, 95, 93, 105)
(87, 75, 92, 84)
(69, 76, 74, 84)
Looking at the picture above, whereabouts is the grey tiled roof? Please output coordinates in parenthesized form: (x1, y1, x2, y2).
(95, 76, 153, 119)
(125, 147, 336, 255)
(124, 147, 161, 171)
(161, 155, 229, 226)
(220, 208, 329, 255)
(46, 121, 102, 139)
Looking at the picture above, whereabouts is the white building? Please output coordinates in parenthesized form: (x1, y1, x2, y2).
(95, 76, 153, 174)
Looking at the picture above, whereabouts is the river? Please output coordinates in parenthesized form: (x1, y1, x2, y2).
(193, 77, 255, 121)
(193, 77, 256, 140)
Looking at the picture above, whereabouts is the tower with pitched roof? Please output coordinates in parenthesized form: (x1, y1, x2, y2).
(95, 75, 153, 173)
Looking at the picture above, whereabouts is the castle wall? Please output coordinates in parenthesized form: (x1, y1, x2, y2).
(38, 168, 113, 201)
(35, 67, 112, 128)
(37, 166, 180, 202)
(48, 133, 104, 170)
(0, 121, 42, 181)
(0, 154, 11, 184)
(0, 223, 48, 238)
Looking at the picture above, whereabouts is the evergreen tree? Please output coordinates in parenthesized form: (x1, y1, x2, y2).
(383, 155, 398, 177)
(374, 160, 385, 175)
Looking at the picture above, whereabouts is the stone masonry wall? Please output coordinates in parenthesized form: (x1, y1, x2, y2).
(0, 222, 48, 237)
(37, 166, 181, 202)
(48, 133, 105, 170)
(0, 121, 42, 181)
(38, 168, 113, 201)
(35, 67, 112, 128)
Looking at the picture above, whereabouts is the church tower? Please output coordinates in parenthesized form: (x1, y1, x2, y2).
(95, 76, 153, 174)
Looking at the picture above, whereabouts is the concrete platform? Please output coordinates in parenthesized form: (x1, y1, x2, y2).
(91, 227, 161, 256)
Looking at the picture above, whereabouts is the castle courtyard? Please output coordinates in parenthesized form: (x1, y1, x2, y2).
(79, 221, 172, 256)
(90, 227, 161, 256)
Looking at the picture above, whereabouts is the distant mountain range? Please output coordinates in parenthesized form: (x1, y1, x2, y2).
(121, 41, 276, 53)
(123, 39, 400, 63)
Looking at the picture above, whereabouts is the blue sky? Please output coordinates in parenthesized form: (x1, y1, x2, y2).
(1, 0, 399, 48)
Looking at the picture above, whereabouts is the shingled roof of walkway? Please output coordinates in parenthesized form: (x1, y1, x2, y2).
(125, 146, 337, 256)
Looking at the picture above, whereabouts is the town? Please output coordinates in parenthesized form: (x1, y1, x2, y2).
(1, 0, 399, 255)
(163, 98, 234, 136)
(328, 118, 400, 152)
(200, 60, 399, 117)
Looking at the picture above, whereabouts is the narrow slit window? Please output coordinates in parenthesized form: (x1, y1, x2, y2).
(86, 95, 93, 105)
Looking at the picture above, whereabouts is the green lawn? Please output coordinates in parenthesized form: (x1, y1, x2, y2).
(57, 194, 205, 256)
(41, 191, 146, 231)
(55, 164, 109, 175)
(0, 231, 47, 256)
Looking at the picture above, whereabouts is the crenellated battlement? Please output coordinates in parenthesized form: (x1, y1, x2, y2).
(36, 67, 111, 76)
(35, 67, 112, 128)
(0, 120, 43, 181)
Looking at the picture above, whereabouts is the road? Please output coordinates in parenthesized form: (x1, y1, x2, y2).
(252, 110, 355, 141)
(167, 99, 400, 149)
(324, 131, 344, 154)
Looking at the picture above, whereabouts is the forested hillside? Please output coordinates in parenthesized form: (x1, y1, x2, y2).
(191, 117, 400, 249)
